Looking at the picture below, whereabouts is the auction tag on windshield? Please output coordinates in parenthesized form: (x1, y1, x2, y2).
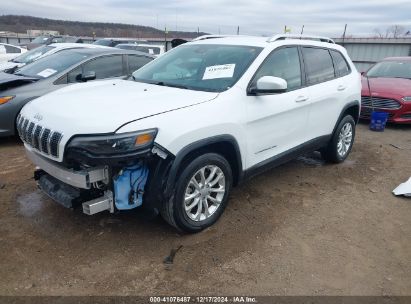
(203, 64, 235, 80)
(37, 68, 57, 78)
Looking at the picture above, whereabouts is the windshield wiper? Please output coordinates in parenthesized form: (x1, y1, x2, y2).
(13, 72, 40, 79)
(154, 81, 189, 90)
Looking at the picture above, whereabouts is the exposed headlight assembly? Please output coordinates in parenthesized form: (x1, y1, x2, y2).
(68, 129, 158, 155)
(402, 96, 411, 102)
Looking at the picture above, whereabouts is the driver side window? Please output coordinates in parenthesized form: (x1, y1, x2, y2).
(253, 47, 302, 91)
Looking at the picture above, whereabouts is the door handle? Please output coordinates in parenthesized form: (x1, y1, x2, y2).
(295, 96, 309, 103)
(337, 85, 346, 91)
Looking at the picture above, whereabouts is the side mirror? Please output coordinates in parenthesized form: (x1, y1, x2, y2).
(81, 71, 96, 82)
(360, 71, 365, 76)
(249, 76, 287, 94)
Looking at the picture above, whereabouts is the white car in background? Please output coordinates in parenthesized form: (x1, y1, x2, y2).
(116, 43, 165, 57)
(0, 43, 27, 63)
(0, 43, 108, 72)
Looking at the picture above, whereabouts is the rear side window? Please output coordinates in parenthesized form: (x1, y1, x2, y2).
(302, 47, 335, 85)
(252, 47, 302, 91)
(82, 55, 124, 79)
(128, 55, 152, 73)
(5, 45, 21, 54)
(330, 50, 350, 77)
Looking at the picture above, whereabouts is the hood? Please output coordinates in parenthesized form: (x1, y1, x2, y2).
(0, 71, 39, 91)
(361, 76, 411, 97)
(20, 79, 218, 135)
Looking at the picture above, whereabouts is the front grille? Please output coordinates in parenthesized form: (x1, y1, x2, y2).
(361, 96, 401, 109)
(17, 115, 63, 158)
(360, 107, 394, 120)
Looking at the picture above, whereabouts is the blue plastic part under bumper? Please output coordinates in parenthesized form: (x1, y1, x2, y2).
(113, 163, 149, 210)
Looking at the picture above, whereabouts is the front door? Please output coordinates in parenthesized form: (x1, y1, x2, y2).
(245, 46, 310, 168)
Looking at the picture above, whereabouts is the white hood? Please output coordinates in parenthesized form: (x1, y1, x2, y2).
(20, 79, 218, 161)
(21, 79, 218, 133)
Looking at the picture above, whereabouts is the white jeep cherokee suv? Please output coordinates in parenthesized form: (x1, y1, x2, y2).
(19, 34, 361, 232)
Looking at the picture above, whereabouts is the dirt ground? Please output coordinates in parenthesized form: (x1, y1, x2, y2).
(0, 123, 410, 296)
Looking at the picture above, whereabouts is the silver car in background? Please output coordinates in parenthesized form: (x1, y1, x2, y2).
(0, 48, 154, 137)
(0, 43, 108, 73)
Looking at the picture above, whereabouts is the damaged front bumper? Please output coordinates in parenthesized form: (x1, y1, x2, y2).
(26, 147, 109, 189)
(26, 143, 174, 216)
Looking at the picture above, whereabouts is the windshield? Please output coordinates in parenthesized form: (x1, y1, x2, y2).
(12, 45, 54, 63)
(15, 50, 91, 79)
(93, 39, 112, 46)
(132, 44, 262, 92)
(31, 36, 50, 44)
(367, 61, 411, 79)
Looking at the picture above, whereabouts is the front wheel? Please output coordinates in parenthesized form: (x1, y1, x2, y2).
(161, 153, 232, 233)
(321, 115, 356, 163)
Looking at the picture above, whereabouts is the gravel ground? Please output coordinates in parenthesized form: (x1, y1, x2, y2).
(0, 123, 410, 296)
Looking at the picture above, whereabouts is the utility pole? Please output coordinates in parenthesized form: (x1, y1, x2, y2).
(301, 25, 304, 35)
(237, 26, 240, 35)
(164, 26, 168, 51)
(342, 24, 347, 46)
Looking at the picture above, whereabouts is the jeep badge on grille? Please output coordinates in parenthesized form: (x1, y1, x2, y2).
(34, 113, 43, 121)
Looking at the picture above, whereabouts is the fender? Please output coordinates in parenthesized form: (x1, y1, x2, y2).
(163, 134, 243, 198)
(331, 100, 360, 136)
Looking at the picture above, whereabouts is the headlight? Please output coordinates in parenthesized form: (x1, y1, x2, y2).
(0, 96, 15, 105)
(67, 129, 158, 155)
(402, 97, 411, 102)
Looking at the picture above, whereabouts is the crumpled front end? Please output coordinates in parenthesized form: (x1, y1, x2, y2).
(25, 139, 174, 216)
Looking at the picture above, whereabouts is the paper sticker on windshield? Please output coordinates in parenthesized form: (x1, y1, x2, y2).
(203, 64, 235, 80)
(37, 68, 57, 78)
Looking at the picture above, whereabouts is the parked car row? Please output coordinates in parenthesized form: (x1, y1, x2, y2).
(23, 35, 85, 50)
(0, 46, 154, 136)
(1, 33, 408, 232)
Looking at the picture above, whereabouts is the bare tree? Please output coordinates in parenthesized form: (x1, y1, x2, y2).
(373, 28, 384, 38)
(372, 25, 406, 38)
(386, 25, 406, 38)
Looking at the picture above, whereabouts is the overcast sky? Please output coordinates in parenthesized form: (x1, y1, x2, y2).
(3, 0, 411, 37)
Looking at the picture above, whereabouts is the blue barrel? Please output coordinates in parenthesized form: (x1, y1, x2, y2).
(369, 111, 389, 132)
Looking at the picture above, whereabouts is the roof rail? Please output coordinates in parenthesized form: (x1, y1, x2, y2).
(192, 35, 244, 41)
(267, 34, 335, 44)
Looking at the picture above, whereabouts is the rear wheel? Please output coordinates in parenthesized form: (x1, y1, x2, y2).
(161, 153, 232, 233)
(321, 115, 355, 163)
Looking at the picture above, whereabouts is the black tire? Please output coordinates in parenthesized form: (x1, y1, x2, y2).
(321, 115, 356, 163)
(160, 153, 232, 233)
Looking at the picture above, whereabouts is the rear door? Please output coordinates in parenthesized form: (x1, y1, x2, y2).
(245, 46, 311, 167)
(302, 47, 342, 139)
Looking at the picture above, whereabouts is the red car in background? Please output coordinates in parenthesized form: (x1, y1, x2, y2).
(361, 57, 411, 124)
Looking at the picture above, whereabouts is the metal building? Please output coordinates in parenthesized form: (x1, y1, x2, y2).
(334, 37, 411, 72)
